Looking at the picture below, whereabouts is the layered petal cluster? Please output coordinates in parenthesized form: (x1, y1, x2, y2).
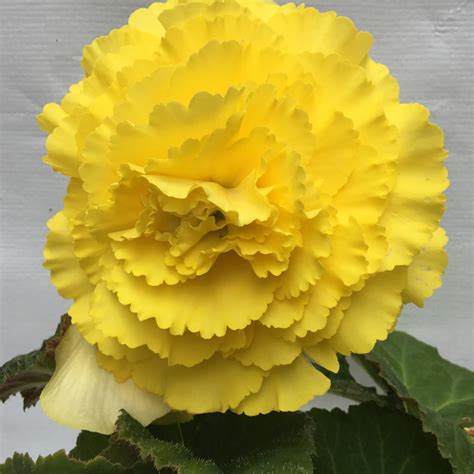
(39, 0, 448, 433)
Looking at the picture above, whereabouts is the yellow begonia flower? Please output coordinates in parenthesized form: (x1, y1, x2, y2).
(38, 0, 448, 433)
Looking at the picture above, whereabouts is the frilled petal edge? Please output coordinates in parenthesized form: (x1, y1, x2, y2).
(402, 227, 448, 307)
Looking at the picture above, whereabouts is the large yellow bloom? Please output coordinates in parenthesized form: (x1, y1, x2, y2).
(39, 0, 448, 433)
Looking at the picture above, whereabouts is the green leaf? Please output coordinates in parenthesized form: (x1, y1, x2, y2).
(366, 331, 474, 474)
(0, 451, 125, 474)
(311, 403, 452, 474)
(100, 440, 140, 468)
(114, 411, 221, 473)
(150, 411, 315, 471)
(69, 412, 314, 473)
(0, 453, 34, 474)
(68, 431, 157, 473)
(0, 315, 70, 409)
(224, 422, 314, 473)
(69, 431, 110, 462)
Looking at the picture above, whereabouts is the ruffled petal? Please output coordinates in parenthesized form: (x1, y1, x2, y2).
(290, 274, 348, 338)
(68, 293, 102, 345)
(112, 238, 185, 286)
(403, 227, 448, 307)
(157, 0, 244, 31)
(106, 88, 243, 175)
(105, 353, 266, 413)
(309, 112, 358, 198)
(81, 26, 132, 76)
(160, 9, 283, 64)
(361, 223, 388, 274)
(362, 57, 400, 105)
(275, 247, 323, 299)
(128, 4, 167, 37)
(260, 292, 309, 329)
(268, 6, 373, 63)
(320, 219, 368, 286)
(329, 267, 407, 354)
(104, 252, 276, 338)
(37, 103, 67, 134)
(330, 146, 395, 225)
(302, 53, 398, 162)
(304, 340, 339, 373)
(380, 104, 448, 269)
(42, 117, 81, 177)
(144, 172, 273, 225)
(233, 323, 301, 370)
(310, 296, 352, 342)
(89, 282, 224, 367)
(235, 357, 330, 415)
(43, 212, 92, 300)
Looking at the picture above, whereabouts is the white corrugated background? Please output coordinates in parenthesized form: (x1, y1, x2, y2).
(1, 0, 473, 460)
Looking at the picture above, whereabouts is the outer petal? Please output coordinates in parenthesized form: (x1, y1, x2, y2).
(380, 104, 448, 270)
(128, 3, 168, 37)
(329, 267, 407, 355)
(268, 6, 373, 64)
(37, 103, 67, 134)
(362, 57, 400, 105)
(304, 340, 339, 373)
(81, 26, 128, 75)
(43, 211, 92, 300)
(40, 326, 170, 434)
(42, 116, 81, 177)
(235, 356, 330, 415)
(68, 293, 102, 345)
(117, 353, 266, 413)
(403, 227, 448, 307)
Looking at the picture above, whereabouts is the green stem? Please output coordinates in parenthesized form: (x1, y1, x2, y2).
(177, 423, 185, 446)
(328, 383, 391, 407)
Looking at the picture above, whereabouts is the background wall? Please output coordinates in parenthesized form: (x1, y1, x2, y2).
(1, 0, 472, 461)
